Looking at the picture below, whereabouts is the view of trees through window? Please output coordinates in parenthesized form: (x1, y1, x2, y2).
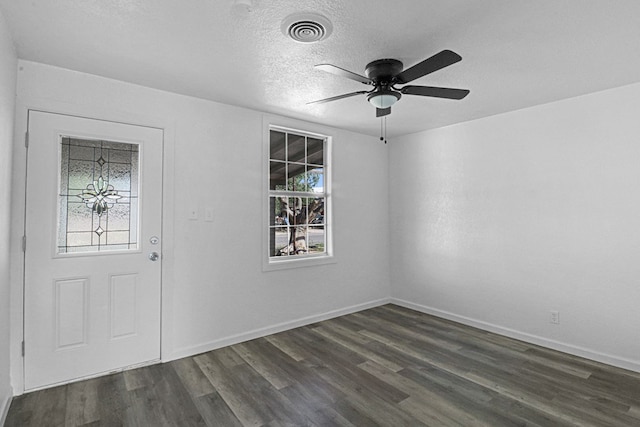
(269, 129, 328, 259)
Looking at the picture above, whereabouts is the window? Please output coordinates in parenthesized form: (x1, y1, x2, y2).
(267, 127, 331, 265)
(58, 137, 139, 254)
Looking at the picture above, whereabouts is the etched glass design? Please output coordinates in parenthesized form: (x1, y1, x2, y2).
(58, 137, 139, 253)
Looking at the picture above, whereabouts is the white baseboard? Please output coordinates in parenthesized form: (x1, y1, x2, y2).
(391, 298, 640, 374)
(1, 388, 12, 426)
(165, 298, 392, 362)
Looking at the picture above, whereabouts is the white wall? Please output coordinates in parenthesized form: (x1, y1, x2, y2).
(10, 60, 390, 392)
(0, 7, 16, 422)
(12, 45, 639, 400)
(390, 83, 640, 371)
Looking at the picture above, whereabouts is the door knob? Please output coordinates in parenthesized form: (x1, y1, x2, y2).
(148, 252, 160, 261)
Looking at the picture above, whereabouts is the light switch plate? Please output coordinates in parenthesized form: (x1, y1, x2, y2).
(188, 208, 198, 220)
(205, 208, 214, 222)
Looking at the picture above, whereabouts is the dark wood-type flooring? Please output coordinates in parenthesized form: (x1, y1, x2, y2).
(6, 304, 640, 426)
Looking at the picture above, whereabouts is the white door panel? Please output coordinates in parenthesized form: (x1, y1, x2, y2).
(24, 111, 163, 390)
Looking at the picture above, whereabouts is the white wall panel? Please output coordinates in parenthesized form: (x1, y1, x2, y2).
(10, 60, 390, 391)
(390, 82, 640, 372)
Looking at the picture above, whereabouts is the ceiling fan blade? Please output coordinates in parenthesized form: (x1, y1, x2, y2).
(376, 107, 391, 117)
(307, 91, 369, 105)
(400, 85, 470, 100)
(315, 64, 371, 84)
(395, 50, 462, 84)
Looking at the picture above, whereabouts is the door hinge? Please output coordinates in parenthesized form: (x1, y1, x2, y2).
(22, 235, 26, 252)
(24, 131, 29, 148)
(21, 341, 25, 357)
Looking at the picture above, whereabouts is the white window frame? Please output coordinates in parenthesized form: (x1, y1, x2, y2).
(263, 117, 334, 271)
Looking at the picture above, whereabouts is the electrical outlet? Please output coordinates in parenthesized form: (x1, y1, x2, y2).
(550, 310, 560, 325)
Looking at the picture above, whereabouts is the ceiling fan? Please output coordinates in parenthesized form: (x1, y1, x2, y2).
(308, 50, 469, 117)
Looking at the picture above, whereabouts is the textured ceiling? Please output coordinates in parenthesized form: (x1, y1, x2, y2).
(1, 0, 640, 138)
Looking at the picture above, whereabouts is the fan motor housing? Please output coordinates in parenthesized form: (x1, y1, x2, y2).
(365, 59, 403, 82)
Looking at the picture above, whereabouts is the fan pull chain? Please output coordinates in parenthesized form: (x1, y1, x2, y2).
(379, 117, 387, 144)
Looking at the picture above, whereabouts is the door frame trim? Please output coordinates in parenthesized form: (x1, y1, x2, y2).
(10, 99, 176, 395)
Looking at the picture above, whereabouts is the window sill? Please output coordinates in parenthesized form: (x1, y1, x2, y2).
(263, 254, 336, 272)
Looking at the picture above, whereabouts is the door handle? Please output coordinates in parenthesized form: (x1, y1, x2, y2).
(148, 252, 160, 261)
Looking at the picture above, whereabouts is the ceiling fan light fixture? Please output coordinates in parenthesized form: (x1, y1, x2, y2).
(310, 50, 468, 117)
(368, 90, 401, 109)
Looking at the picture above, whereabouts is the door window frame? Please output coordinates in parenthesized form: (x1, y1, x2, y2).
(55, 135, 143, 257)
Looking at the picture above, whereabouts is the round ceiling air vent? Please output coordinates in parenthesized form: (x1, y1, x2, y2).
(281, 13, 333, 43)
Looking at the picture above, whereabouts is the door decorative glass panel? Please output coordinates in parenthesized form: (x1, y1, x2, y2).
(57, 137, 139, 253)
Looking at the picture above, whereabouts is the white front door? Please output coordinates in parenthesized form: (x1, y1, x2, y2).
(24, 111, 163, 391)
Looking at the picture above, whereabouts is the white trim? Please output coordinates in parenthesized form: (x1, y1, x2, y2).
(391, 298, 640, 374)
(53, 132, 144, 258)
(0, 390, 11, 426)
(265, 254, 336, 271)
(164, 298, 391, 362)
(262, 115, 334, 271)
